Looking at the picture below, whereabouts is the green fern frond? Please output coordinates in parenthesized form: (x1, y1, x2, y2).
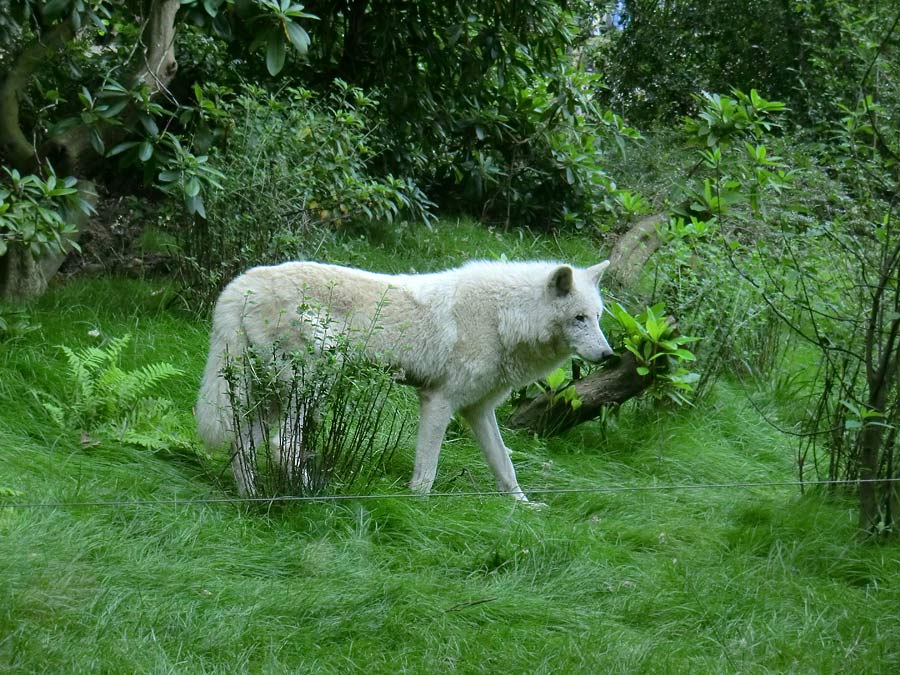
(60, 344, 95, 403)
(41, 400, 67, 428)
(43, 334, 187, 448)
(120, 398, 195, 454)
(116, 362, 184, 406)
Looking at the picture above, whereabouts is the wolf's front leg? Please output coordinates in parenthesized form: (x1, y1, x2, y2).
(462, 401, 528, 501)
(409, 391, 455, 493)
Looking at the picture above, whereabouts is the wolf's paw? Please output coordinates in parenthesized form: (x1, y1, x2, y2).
(511, 492, 547, 509)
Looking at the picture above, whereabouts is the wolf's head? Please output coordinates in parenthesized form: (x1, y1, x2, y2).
(549, 261, 614, 362)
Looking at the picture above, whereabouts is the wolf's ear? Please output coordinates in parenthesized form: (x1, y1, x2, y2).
(549, 265, 574, 297)
(588, 260, 611, 285)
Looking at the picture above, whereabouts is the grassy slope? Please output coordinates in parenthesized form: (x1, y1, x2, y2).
(1, 220, 898, 674)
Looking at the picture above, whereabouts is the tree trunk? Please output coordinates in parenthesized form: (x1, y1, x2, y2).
(0, 180, 97, 302)
(133, 0, 181, 95)
(508, 352, 652, 436)
(45, 0, 182, 171)
(0, 245, 48, 301)
(338, 0, 371, 83)
(0, 22, 75, 170)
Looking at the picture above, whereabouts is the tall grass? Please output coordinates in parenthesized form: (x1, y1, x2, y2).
(2, 222, 899, 673)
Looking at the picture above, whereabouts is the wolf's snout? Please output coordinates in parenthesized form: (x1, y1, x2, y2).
(592, 347, 615, 363)
(580, 343, 615, 363)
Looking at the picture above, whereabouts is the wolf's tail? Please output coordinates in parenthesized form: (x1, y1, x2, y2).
(196, 298, 246, 449)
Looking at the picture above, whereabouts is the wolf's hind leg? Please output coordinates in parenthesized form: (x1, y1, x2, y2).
(462, 401, 528, 501)
(272, 401, 312, 488)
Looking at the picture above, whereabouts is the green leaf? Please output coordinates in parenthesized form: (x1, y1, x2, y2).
(138, 141, 154, 162)
(636, 366, 650, 376)
(610, 303, 640, 334)
(266, 37, 287, 76)
(184, 177, 201, 198)
(284, 20, 310, 54)
(102, 99, 128, 118)
(89, 128, 105, 155)
(139, 115, 159, 137)
(645, 314, 668, 341)
(187, 193, 206, 219)
(546, 368, 566, 391)
(623, 342, 642, 360)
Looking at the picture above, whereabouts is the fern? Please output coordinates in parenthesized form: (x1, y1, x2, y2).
(38, 391, 67, 428)
(116, 362, 184, 407)
(120, 398, 203, 457)
(42, 334, 195, 456)
(60, 334, 137, 422)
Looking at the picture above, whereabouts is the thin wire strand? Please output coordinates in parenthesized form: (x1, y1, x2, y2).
(1, 478, 898, 510)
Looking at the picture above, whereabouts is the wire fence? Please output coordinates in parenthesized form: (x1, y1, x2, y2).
(1, 477, 898, 511)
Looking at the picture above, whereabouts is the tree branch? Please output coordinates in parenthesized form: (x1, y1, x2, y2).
(133, 0, 181, 98)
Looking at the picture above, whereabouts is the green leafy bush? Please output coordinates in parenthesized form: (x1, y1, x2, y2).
(0, 167, 90, 258)
(171, 81, 434, 296)
(609, 302, 700, 405)
(56, 78, 228, 219)
(428, 63, 642, 230)
(675, 89, 791, 221)
(539, 367, 583, 411)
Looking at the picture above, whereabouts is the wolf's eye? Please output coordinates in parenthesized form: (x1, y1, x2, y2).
(575, 314, 586, 322)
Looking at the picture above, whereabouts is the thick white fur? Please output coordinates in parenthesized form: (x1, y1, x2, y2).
(196, 259, 613, 499)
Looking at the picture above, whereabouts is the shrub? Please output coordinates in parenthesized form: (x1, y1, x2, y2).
(608, 301, 700, 405)
(170, 82, 434, 298)
(425, 63, 643, 230)
(221, 298, 409, 498)
(0, 167, 89, 259)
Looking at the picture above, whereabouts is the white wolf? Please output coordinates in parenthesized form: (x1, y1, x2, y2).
(196, 259, 614, 500)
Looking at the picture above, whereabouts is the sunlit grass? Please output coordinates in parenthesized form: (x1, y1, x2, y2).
(2, 222, 898, 673)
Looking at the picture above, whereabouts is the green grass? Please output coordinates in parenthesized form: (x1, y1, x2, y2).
(2, 222, 899, 674)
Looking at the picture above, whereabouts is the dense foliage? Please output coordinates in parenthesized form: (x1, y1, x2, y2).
(594, 0, 900, 127)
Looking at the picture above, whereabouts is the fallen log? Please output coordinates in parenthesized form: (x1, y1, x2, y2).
(508, 352, 652, 436)
(605, 212, 665, 291)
